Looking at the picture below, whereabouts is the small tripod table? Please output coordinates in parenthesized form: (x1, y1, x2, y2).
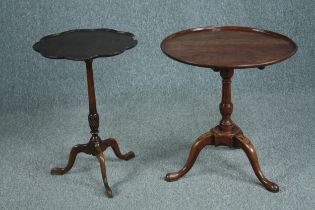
(161, 26, 297, 192)
(33, 29, 137, 197)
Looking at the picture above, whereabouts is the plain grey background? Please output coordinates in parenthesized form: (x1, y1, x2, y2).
(0, 0, 314, 210)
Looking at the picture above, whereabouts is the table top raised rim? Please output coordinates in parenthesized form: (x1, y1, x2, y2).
(160, 26, 297, 69)
(33, 28, 137, 61)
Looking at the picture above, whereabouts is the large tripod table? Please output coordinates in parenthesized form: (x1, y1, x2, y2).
(161, 26, 297, 192)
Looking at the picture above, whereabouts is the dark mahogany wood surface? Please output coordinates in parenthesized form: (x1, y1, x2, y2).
(161, 26, 297, 69)
(33, 29, 137, 61)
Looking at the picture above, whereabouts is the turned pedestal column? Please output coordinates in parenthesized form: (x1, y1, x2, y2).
(165, 68, 279, 192)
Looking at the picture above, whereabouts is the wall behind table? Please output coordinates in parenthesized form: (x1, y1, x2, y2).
(0, 0, 314, 112)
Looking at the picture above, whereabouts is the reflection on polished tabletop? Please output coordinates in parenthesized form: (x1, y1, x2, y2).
(161, 26, 297, 69)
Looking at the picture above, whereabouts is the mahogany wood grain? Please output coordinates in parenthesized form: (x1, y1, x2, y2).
(161, 26, 297, 69)
(162, 26, 297, 193)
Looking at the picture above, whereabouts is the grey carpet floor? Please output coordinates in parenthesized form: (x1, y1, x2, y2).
(1, 89, 314, 210)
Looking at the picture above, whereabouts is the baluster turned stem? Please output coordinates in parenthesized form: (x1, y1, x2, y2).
(85, 59, 99, 137)
(219, 68, 234, 132)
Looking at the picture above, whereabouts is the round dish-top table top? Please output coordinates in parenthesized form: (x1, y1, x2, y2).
(161, 26, 297, 69)
(33, 29, 137, 61)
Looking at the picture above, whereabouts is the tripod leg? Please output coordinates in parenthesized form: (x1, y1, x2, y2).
(100, 138, 135, 160)
(51, 143, 91, 175)
(95, 142, 113, 198)
(235, 134, 279, 192)
(165, 132, 214, 182)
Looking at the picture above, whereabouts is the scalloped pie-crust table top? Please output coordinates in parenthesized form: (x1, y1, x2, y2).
(33, 28, 137, 198)
(161, 26, 297, 193)
(33, 28, 137, 60)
